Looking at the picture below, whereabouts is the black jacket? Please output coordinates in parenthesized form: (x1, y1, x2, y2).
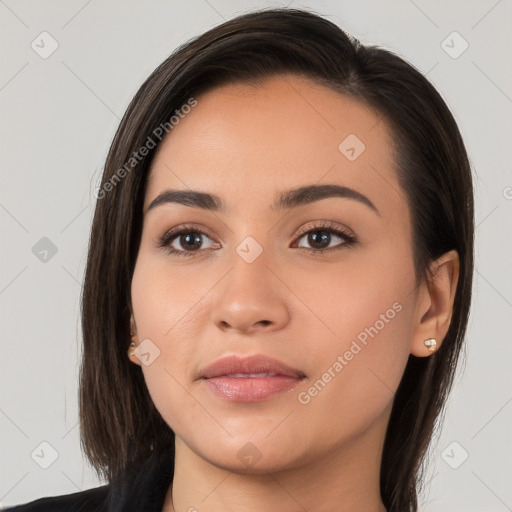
(1, 449, 174, 512)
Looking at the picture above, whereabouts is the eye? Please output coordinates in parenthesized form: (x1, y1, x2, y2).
(292, 221, 357, 254)
(158, 224, 219, 257)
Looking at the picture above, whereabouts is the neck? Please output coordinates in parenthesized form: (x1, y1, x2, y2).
(164, 406, 390, 512)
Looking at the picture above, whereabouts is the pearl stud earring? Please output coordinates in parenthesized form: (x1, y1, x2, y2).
(424, 338, 437, 353)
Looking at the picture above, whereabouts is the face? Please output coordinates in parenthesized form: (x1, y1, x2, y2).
(130, 74, 422, 473)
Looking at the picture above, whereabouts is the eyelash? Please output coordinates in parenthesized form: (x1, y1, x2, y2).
(157, 221, 357, 258)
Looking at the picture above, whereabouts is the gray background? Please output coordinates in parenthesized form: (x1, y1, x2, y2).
(1, 0, 511, 510)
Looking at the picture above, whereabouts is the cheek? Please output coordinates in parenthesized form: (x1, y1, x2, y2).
(130, 250, 216, 432)
(293, 241, 416, 424)
(131, 248, 209, 345)
(297, 236, 415, 354)
(291, 305, 413, 452)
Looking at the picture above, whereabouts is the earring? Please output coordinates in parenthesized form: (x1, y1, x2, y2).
(424, 338, 437, 353)
(127, 342, 136, 358)
(128, 317, 137, 358)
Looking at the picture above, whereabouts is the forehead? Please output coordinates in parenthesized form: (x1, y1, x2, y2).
(145, 74, 401, 218)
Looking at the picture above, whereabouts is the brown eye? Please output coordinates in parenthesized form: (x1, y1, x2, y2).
(293, 223, 357, 254)
(158, 225, 220, 257)
(173, 232, 207, 252)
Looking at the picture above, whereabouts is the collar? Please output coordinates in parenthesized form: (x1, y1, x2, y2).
(106, 446, 174, 512)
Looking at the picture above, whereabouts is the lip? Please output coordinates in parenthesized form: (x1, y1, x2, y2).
(199, 354, 306, 402)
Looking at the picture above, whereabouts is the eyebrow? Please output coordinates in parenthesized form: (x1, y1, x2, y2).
(145, 184, 379, 215)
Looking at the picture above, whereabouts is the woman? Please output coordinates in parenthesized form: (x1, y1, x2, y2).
(3, 6, 474, 512)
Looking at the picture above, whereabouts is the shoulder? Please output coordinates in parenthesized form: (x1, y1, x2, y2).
(1, 484, 109, 512)
(2, 446, 174, 512)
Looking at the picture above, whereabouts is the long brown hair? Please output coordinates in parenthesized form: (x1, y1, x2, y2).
(79, 7, 474, 511)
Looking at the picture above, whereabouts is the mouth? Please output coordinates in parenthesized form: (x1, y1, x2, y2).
(199, 354, 306, 402)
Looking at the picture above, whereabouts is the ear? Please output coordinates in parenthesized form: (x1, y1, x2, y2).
(410, 250, 460, 357)
(128, 315, 142, 366)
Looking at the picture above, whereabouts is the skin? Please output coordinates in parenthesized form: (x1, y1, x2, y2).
(129, 73, 459, 512)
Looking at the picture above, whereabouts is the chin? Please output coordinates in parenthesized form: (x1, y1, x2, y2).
(181, 427, 309, 475)
(201, 447, 303, 476)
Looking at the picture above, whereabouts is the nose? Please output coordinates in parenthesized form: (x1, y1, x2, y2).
(210, 250, 290, 335)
